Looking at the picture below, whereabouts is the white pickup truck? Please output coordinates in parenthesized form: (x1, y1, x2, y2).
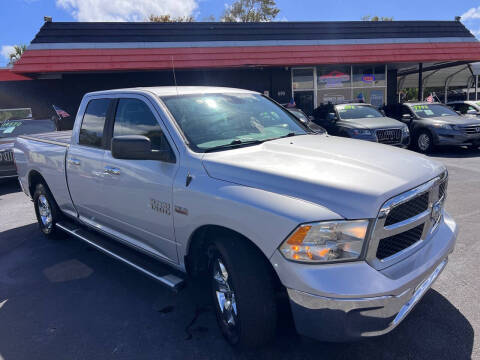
(14, 87, 457, 348)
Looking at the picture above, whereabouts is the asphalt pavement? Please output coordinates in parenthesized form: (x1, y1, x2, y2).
(0, 146, 478, 360)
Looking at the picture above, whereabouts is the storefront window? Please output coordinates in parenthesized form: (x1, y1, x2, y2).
(352, 65, 386, 88)
(353, 88, 386, 107)
(317, 89, 352, 105)
(317, 65, 351, 89)
(292, 68, 314, 90)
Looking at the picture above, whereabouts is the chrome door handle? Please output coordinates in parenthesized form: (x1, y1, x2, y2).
(104, 166, 120, 175)
(68, 158, 81, 166)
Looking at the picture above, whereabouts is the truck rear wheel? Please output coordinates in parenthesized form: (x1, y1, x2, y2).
(33, 183, 63, 239)
(208, 238, 277, 349)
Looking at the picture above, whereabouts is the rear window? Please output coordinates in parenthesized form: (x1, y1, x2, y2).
(0, 120, 55, 138)
(79, 99, 111, 148)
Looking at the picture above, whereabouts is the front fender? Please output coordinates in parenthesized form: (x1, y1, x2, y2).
(173, 173, 343, 266)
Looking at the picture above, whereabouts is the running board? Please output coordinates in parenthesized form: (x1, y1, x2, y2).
(56, 221, 185, 291)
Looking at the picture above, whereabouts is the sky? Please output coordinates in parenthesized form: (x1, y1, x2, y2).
(2, 0, 480, 66)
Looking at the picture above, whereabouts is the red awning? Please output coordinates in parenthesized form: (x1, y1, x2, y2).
(0, 69, 32, 81)
(12, 42, 480, 74)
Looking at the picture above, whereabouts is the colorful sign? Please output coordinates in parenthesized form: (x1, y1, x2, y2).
(318, 71, 350, 88)
(361, 74, 375, 83)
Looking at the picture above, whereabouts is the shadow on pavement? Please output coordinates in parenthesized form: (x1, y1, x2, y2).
(427, 145, 480, 159)
(0, 178, 21, 196)
(0, 224, 474, 360)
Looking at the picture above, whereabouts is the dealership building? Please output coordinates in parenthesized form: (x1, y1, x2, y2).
(1, 20, 480, 118)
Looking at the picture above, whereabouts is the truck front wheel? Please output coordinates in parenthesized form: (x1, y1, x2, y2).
(208, 238, 277, 348)
(33, 183, 63, 239)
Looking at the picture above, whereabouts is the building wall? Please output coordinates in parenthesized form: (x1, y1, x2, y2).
(0, 67, 293, 121)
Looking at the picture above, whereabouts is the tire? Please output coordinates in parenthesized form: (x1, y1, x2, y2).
(415, 130, 434, 153)
(33, 183, 64, 239)
(208, 237, 277, 349)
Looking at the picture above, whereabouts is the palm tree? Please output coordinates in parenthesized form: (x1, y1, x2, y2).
(8, 45, 27, 66)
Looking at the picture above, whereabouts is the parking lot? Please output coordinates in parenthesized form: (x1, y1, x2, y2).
(0, 147, 478, 360)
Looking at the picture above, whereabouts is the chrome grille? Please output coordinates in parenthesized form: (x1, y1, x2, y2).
(376, 128, 402, 144)
(376, 224, 424, 260)
(461, 125, 480, 135)
(367, 172, 448, 268)
(384, 192, 429, 226)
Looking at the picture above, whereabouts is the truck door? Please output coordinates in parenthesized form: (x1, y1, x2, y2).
(67, 98, 111, 225)
(101, 97, 179, 263)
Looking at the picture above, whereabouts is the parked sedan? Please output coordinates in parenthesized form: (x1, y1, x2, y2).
(0, 119, 56, 180)
(384, 102, 480, 153)
(312, 103, 410, 147)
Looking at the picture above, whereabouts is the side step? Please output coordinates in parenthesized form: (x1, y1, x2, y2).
(56, 221, 186, 291)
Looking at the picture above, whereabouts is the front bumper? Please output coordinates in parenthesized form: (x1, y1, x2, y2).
(351, 133, 409, 148)
(271, 212, 457, 341)
(433, 129, 480, 146)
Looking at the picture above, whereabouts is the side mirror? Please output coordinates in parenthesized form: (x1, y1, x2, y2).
(402, 114, 413, 121)
(111, 135, 174, 162)
(467, 109, 477, 115)
(455, 110, 462, 115)
(328, 112, 337, 122)
(380, 109, 386, 116)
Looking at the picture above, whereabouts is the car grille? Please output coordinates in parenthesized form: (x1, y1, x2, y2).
(376, 224, 425, 260)
(0, 150, 14, 164)
(376, 128, 402, 144)
(369, 172, 448, 266)
(461, 125, 480, 135)
(384, 192, 429, 226)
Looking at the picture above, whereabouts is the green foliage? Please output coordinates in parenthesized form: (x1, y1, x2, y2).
(222, 0, 280, 22)
(148, 14, 195, 22)
(361, 15, 394, 21)
(7, 45, 27, 66)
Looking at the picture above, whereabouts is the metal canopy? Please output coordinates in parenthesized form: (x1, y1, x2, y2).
(398, 62, 474, 89)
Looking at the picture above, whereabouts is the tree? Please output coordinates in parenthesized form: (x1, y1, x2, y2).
(361, 15, 393, 21)
(7, 45, 27, 66)
(222, 0, 280, 22)
(148, 14, 195, 22)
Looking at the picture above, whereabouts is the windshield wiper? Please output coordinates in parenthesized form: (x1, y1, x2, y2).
(203, 139, 265, 153)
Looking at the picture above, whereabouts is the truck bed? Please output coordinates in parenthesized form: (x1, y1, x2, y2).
(19, 130, 72, 146)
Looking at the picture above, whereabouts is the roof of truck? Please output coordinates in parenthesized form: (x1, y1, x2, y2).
(87, 86, 258, 97)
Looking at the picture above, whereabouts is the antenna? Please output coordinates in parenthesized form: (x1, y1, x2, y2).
(171, 56, 179, 95)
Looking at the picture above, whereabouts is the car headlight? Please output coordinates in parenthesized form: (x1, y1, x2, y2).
(402, 126, 410, 135)
(351, 129, 372, 136)
(434, 123, 459, 130)
(279, 220, 369, 263)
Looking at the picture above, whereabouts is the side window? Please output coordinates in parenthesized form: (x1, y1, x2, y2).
(113, 98, 172, 152)
(79, 99, 111, 148)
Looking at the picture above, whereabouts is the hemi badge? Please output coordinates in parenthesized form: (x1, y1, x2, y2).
(175, 206, 188, 216)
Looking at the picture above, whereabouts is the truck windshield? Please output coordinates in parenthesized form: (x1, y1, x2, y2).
(161, 93, 308, 152)
(336, 105, 383, 120)
(0, 120, 55, 138)
(410, 104, 457, 118)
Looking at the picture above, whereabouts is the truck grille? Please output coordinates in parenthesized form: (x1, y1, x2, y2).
(384, 192, 429, 226)
(0, 150, 14, 164)
(376, 224, 424, 260)
(376, 128, 402, 144)
(368, 172, 448, 267)
(461, 125, 480, 135)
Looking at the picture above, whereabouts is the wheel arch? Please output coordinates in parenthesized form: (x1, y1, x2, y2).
(185, 224, 283, 291)
(28, 170, 47, 197)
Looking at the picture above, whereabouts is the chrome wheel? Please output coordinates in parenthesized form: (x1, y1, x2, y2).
(213, 258, 238, 329)
(418, 133, 431, 152)
(37, 194, 53, 230)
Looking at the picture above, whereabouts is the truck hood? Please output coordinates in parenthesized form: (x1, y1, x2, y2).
(340, 117, 404, 130)
(202, 135, 445, 219)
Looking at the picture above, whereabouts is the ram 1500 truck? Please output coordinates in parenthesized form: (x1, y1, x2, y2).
(14, 87, 457, 348)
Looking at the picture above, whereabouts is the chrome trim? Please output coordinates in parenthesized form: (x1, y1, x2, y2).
(367, 172, 448, 269)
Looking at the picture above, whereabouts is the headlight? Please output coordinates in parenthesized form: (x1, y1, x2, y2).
(351, 129, 372, 136)
(402, 126, 410, 135)
(434, 123, 458, 130)
(279, 220, 369, 263)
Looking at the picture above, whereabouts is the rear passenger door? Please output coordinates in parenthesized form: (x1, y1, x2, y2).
(67, 97, 112, 226)
(102, 96, 179, 263)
